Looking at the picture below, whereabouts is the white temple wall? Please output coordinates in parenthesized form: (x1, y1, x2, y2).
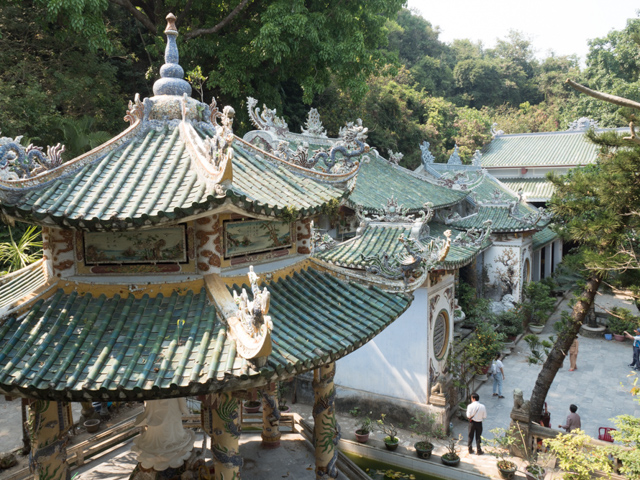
(335, 287, 430, 404)
(335, 273, 456, 407)
(483, 236, 525, 300)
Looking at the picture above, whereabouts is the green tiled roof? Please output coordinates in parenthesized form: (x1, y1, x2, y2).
(315, 225, 411, 268)
(349, 156, 467, 213)
(450, 206, 543, 233)
(1, 125, 347, 231)
(481, 129, 624, 168)
(0, 269, 410, 401)
(532, 226, 558, 250)
(428, 223, 491, 269)
(498, 178, 556, 202)
(315, 223, 487, 271)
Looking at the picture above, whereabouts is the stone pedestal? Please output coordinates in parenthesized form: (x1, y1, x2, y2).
(260, 383, 281, 448)
(28, 400, 72, 480)
(131, 399, 195, 472)
(313, 363, 340, 480)
(203, 393, 242, 480)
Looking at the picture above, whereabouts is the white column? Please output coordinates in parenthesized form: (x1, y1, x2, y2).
(544, 244, 552, 278)
(532, 250, 541, 282)
(553, 239, 563, 270)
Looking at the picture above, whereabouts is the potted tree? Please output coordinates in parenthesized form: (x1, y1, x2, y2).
(521, 282, 556, 333)
(441, 434, 461, 466)
(484, 427, 518, 479)
(377, 414, 400, 451)
(409, 411, 444, 459)
(608, 307, 639, 342)
(277, 380, 291, 413)
(467, 321, 505, 379)
(355, 416, 374, 443)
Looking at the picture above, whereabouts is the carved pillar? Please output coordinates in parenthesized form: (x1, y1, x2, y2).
(204, 392, 242, 480)
(312, 363, 340, 480)
(28, 400, 72, 480)
(260, 383, 281, 448)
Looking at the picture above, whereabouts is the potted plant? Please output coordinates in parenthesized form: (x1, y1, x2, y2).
(441, 434, 461, 466)
(467, 321, 505, 377)
(484, 427, 518, 479)
(608, 307, 639, 342)
(409, 411, 444, 459)
(243, 399, 261, 413)
(521, 282, 556, 332)
(377, 414, 400, 451)
(355, 415, 374, 443)
(277, 380, 291, 413)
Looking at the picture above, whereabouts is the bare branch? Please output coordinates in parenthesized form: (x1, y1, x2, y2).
(566, 78, 640, 110)
(184, 0, 252, 40)
(623, 121, 640, 145)
(110, 0, 157, 35)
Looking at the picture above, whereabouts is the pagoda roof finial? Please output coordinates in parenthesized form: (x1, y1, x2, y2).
(153, 13, 192, 97)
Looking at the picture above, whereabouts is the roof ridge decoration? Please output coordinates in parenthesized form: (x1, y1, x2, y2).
(420, 141, 435, 166)
(356, 200, 435, 237)
(301, 108, 327, 137)
(247, 97, 289, 135)
(361, 230, 451, 285)
(491, 123, 505, 137)
(0, 136, 65, 181)
(153, 13, 192, 97)
(387, 149, 404, 165)
(452, 220, 492, 247)
(311, 222, 337, 253)
(447, 145, 462, 165)
(510, 206, 551, 227)
(471, 150, 482, 167)
(228, 266, 273, 368)
(568, 117, 598, 131)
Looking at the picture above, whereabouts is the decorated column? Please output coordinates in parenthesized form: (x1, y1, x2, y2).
(260, 383, 281, 448)
(312, 362, 340, 480)
(203, 392, 242, 480)
(28, 400, 72, 480)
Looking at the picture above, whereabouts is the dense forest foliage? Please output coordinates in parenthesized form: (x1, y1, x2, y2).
(1, 0, 639, 172)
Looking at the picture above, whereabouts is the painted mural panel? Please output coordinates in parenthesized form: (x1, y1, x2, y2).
(224, 219, 292, 258)
(84, 227, 187, 265)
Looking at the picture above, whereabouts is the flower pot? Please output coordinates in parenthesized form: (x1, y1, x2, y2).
(84, 419, 100, 433)
(384, 436, 399, 451)
(498, 461, 517, 479)
(458, 405, 468, 421)
(441, 454, 460, 466)
(529, 324, 544, 334)
(604, 333, 613, 341)
(278, 405, 290, 414)
(355, 430, 370, 443)
(614, 333, 626, 342)
(414, 441, 434, 459)
(243, 401, 261, 413)
(475, 373, 489, 382)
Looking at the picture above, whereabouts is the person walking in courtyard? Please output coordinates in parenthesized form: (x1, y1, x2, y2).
(491, 353, 505, 398)
(558, 404, 581, 432)
(624, 329, 640, 369)
(568, 337, 579, 371)
(466, 393, 486, 455)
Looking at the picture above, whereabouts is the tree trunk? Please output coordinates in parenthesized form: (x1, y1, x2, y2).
(529, 276, 602, 423)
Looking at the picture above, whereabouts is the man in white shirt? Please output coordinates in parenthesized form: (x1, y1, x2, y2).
(492, 353, 505, 398)
(466, 393, 486, 455)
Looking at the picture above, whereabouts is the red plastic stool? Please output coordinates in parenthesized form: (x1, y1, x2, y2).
(598, 427, 616, 442)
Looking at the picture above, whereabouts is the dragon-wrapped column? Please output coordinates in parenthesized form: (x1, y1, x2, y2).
(28, 400, 72, 480)
(313, 362, 340, 480)
(260, 383, 281, 448)
(203, 392, 243, 480)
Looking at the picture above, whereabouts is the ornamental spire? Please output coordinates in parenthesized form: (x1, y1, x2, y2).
(153, 13, 192, 97)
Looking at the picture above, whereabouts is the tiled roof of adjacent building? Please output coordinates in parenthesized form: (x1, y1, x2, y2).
(315, 222, 488, 271)
(498, 178, 556, 202)
(0, 268, 410, 401)
(348, 156, 468, 213)
(480, 128, 625, 168)
(532, 226, 559, 250)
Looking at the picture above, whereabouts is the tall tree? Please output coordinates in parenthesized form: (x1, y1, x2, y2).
(529, 121, 640, 422)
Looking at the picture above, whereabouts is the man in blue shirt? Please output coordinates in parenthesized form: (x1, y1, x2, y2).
(624, 329, 640, 370)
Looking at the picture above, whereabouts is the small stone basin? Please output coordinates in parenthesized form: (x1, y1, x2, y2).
(84, 419, 100, 433)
